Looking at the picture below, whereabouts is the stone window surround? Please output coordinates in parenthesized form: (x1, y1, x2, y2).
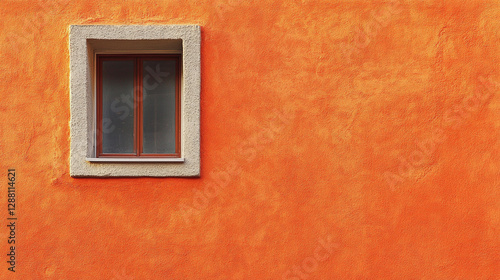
(69, 25, 200, 177)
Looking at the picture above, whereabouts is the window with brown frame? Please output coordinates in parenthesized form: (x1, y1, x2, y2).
(96, 54, 181, 158)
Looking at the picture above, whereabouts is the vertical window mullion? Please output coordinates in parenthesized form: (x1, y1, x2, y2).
(137, 57, 143, 157)
(133, 57, 137, 156)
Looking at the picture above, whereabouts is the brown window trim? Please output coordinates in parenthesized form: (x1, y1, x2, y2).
(96, 54, 181, 158)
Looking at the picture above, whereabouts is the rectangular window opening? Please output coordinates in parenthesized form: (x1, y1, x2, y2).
(96, 54, 181, 158)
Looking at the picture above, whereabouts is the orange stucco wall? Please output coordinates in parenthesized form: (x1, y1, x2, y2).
(1, 0, 499, 279)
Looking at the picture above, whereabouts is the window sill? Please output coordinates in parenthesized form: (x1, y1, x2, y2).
(86, 158, 185, 163)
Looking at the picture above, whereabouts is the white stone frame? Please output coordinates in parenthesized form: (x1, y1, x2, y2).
(69, 25, 200, 177)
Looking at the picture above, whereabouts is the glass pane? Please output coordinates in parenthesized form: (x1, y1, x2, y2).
(101, 60, 135, 154)
(142, 60, 177, 154)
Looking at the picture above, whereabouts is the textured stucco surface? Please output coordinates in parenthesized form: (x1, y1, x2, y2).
(0, 0, 499, 279)
(69, 25, 200, 177)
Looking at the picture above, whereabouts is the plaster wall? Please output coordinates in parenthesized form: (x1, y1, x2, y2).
(0, 0, 499, 279)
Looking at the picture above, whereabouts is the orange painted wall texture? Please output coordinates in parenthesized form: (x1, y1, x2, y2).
(0, 0, 499, 279)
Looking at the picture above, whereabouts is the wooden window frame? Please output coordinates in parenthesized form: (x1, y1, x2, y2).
(96, 54, 181, 158)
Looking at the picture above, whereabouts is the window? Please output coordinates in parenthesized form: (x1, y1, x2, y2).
(69, 25, 200, 177)
(96, 54, 181, 158)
